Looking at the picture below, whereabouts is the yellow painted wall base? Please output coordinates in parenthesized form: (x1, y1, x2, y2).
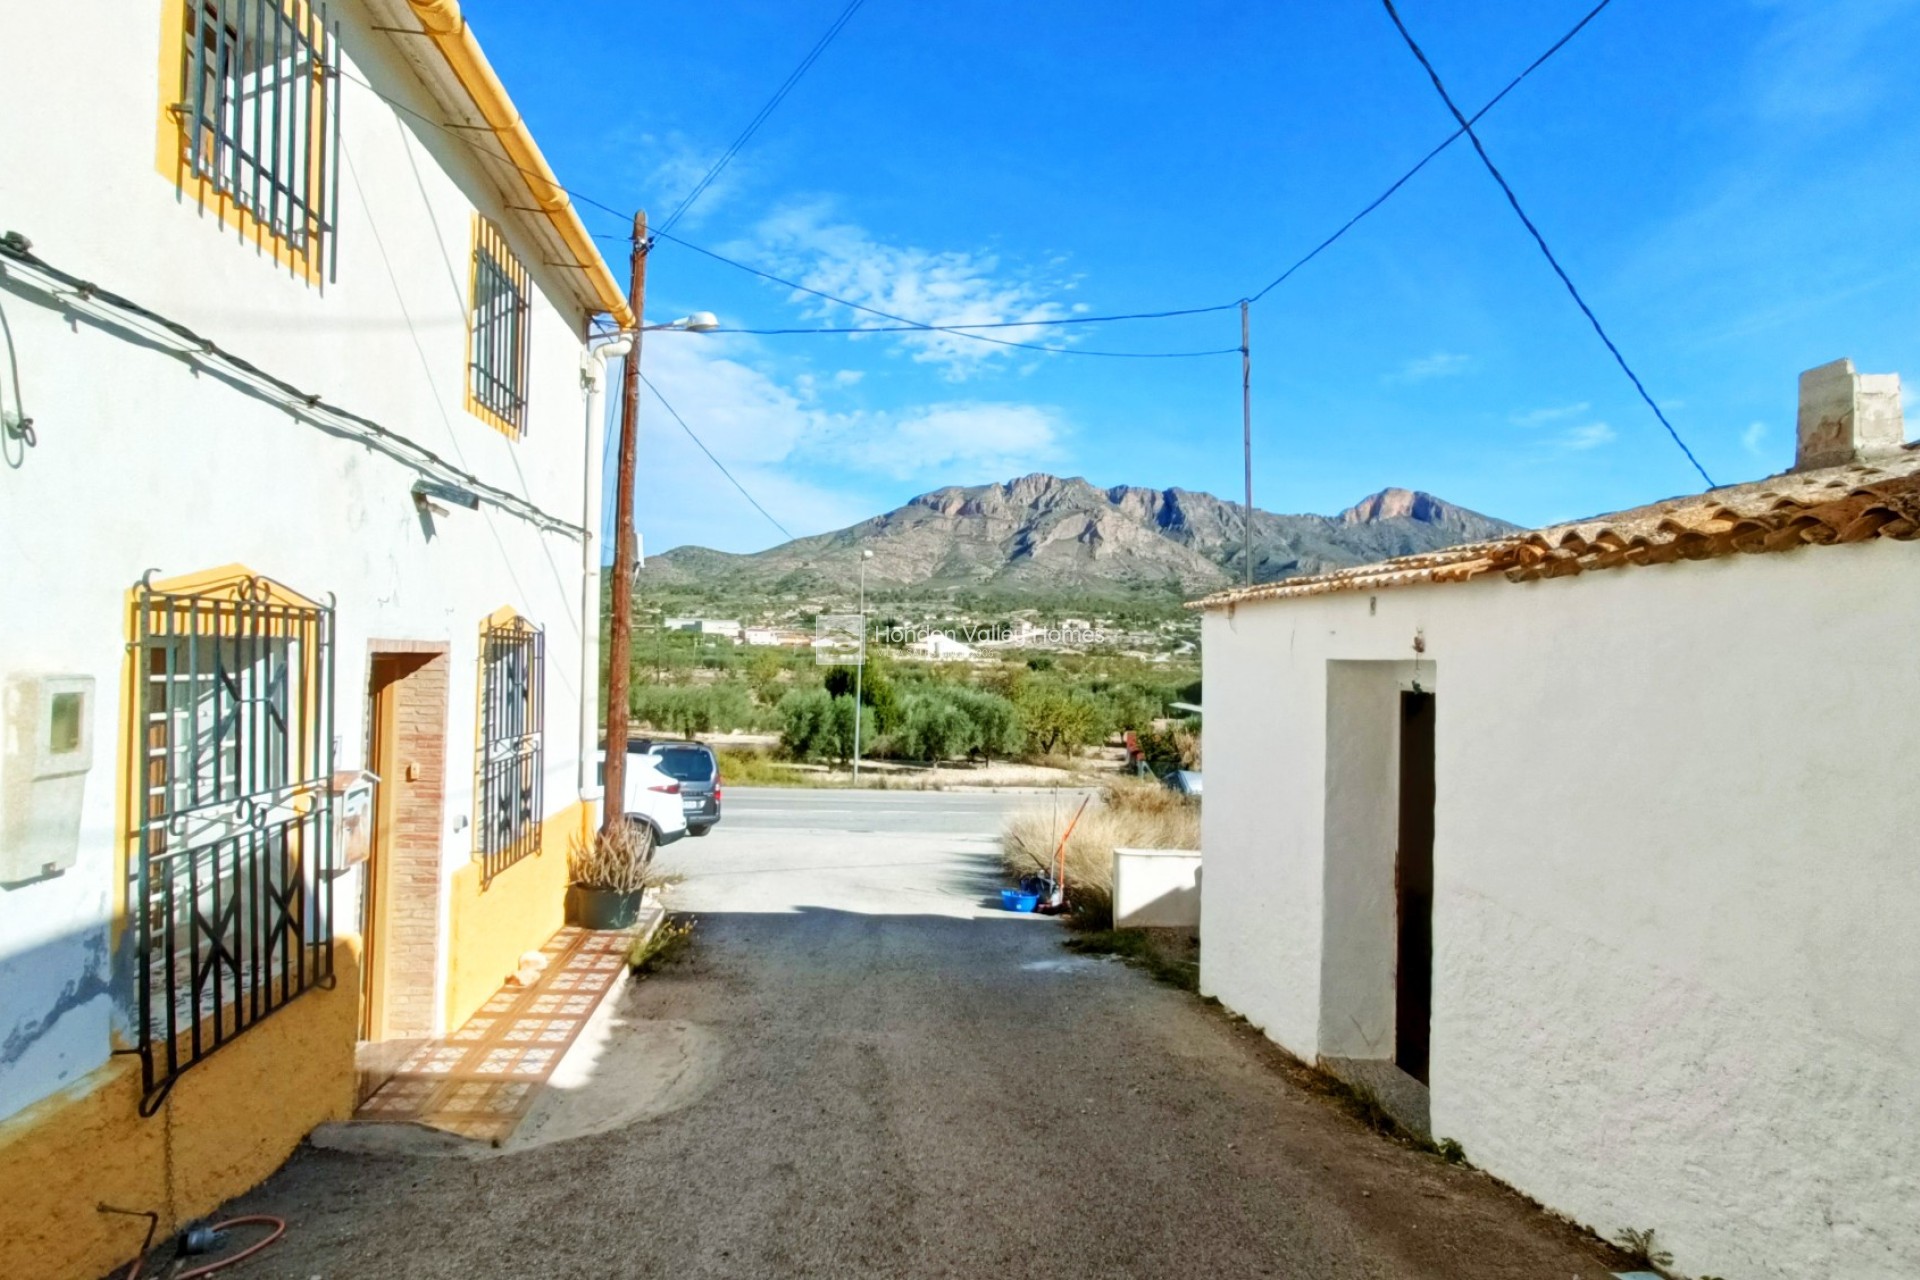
(0, 938, 361, 1280)
(444, 801, 590, 1028)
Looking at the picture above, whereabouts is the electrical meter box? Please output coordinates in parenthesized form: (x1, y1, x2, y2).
(2, 674, 96, 884)
(330, 769, 379, 867)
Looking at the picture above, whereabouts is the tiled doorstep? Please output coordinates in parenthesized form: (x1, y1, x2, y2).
(348, 902, 666, 1147)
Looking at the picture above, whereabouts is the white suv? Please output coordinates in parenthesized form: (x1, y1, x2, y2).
(598, 747, 688, 847)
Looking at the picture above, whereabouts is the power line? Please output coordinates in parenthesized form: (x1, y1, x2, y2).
(1249, 0, 1617, 303)
(1380, 0, 1714, 487)
(0, 238, 584, 538)
(658, 0, 869, 234)
(640, 371, 795, 540)
(640, 228, 1240, 357)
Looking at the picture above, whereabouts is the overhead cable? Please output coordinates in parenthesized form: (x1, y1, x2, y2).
(1379, 0, 1714, 487)
(658, 0, 869, 234)
(0, 238, 586, 538)
(640, 372, 795, 540)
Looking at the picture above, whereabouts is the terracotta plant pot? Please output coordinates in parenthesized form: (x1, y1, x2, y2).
(566, 884, 646, 930)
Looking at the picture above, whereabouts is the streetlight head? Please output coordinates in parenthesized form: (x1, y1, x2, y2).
(682, 311, 720, 332)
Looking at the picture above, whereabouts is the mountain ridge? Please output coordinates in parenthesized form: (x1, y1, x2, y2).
(643, 474, 1519, 603)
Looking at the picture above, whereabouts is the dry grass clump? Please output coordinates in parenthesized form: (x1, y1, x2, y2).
(1001, 781, 1199, 928)
(567, 821, 658, 893)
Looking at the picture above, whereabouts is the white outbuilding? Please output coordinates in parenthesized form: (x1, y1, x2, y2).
(1193, 359, 1918, 1280)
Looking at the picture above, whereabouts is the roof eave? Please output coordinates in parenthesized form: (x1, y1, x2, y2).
(372, 0, 634, 329)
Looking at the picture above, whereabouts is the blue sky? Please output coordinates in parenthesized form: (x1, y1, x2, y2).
(462, 0, 1920, 555)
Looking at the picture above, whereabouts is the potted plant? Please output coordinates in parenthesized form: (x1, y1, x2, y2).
(565, 821, 657, 930)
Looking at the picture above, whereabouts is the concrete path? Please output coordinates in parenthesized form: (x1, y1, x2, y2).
(221, 787, 1623, 1279)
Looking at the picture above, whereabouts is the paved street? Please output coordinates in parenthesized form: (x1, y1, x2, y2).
(225, 786, 1621, 1279)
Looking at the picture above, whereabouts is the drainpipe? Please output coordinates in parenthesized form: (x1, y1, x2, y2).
(579, 336, 632, 811)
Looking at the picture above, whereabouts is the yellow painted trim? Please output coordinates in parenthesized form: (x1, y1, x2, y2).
(463, 214, 529, 439)
(0, 938, 360, 1280)
(443, 801, 584, 1027)
(153, 0, 332, 285)
(401, 0, 634, 328)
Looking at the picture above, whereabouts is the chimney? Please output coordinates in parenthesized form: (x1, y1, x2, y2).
(1795, 358, 1905, 472)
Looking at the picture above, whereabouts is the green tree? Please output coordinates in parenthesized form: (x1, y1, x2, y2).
(745, 649, 785, 706)
(900, 693, 976, 762)
(950, 687, 1023, 763)
(777, 688, 832, 760)
(1015, 680, 1101, 757)
(825, 653, 901, 732)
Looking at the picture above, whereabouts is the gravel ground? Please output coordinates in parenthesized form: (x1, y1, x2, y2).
(212, 789, 1625, 1279)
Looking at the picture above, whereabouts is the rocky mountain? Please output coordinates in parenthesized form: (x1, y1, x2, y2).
(642, 475, 1518, 604)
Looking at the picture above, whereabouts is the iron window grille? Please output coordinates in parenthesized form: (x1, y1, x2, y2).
(469, 219, 532, 434)
(131, 571, 337, 1115)
(175, 0, 342, 280)
(478, 617, 545, 880)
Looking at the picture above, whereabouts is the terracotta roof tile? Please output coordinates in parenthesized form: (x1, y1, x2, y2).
(1192, 445, 1920, 610)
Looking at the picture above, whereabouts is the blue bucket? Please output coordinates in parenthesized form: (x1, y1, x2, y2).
(1000, 888, 1041, 913)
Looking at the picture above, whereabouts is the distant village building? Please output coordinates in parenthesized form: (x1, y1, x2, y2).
(906, 633, 977, 662)
(664, 618, 744, 641)
(743, 627, 812, 647)
(1193, 359, 1919, 1280)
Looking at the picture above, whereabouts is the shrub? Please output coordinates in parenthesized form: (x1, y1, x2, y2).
(999, 781, 1199, 929)
(950, 687, 1023, 763)
(630, 682, 753, 736)
(1014, 680, 1104, 757)
(900, 693, 977, 762)
(779, 688, 872, 763)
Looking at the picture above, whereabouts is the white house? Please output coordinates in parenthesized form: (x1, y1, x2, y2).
(907, 632, 977, 662)
(665, 618, 745, 640)
(0, 4, 632, 1275)
(1195, 359, 1918, 1280)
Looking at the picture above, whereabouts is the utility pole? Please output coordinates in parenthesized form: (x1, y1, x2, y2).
(600, 211, 649, 840)
(850, 548, 872, 782)
(1241, 299, 1253, 588)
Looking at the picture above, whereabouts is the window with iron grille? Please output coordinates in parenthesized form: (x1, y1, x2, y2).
(478, 618, 544, 880)
(173, 0, 341, 277)
(469, 219, 532, 434)
(132, 571, 336, 1115)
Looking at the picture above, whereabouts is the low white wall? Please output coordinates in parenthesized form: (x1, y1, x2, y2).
(1200, 538, 1920, 1280)
(1112, 848, 1201, 929)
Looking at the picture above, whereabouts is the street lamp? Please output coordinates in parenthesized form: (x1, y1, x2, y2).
(645, 312, 720, 333)
(851, 548, 874, 783)
(601, 208, 718, 842)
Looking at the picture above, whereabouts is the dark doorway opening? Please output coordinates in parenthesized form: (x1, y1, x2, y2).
(1395, 690, 1435, 1084)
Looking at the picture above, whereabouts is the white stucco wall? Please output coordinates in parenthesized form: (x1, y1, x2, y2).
(0, 2, 604, 1118)
(1200, 539, 1920, 1280)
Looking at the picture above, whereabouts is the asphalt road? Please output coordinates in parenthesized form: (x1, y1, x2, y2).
(222, 786, 1622, 1279)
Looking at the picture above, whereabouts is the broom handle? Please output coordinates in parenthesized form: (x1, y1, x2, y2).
(1053, 795, 1090, 897)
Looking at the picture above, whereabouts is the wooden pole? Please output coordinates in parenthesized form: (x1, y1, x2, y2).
(1241, 299, 1253, 588)
(600, 211, 648, 839)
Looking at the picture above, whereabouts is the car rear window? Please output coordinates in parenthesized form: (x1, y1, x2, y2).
(654, 747, 715, 782)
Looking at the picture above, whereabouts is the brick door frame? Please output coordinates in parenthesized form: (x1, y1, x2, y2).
(363, 641, 450, 1043)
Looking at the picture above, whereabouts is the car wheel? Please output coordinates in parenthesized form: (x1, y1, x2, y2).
(688, 824, 711, 838)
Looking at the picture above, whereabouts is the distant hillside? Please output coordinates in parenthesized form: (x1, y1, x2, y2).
(642, 475, 1518, 605)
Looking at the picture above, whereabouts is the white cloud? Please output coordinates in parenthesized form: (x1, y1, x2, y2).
(637, 132, 741, 230)
(1561, 422, 1617, 451)
(1392, 352, 1472, 383)
(743, 203, 1076, 378)
(628, 336, 1069, 551)
(1748, 0, 1920, 127)
(1742, 420, 1770, 458)
(857, 403, 1066, 480)
(1512, 402, 1592, 427)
